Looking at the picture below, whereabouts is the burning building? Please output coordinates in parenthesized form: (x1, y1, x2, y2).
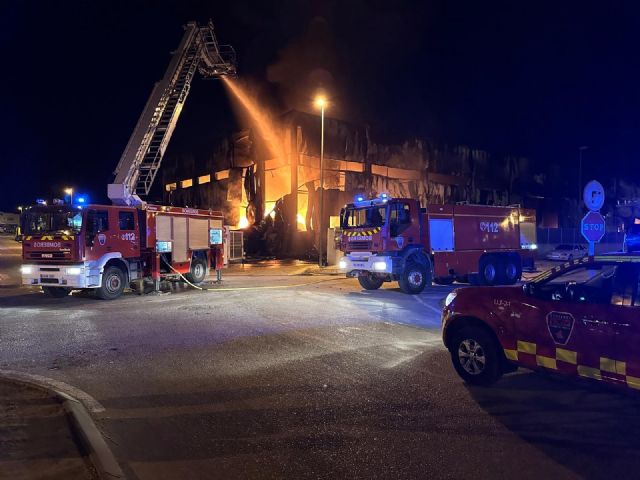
(162, 109, 539, 258)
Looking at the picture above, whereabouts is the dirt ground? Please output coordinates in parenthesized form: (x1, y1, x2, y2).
(0, 380, 97, 480)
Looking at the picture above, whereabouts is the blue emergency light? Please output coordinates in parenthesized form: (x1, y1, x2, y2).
(77, 196, 86, 204)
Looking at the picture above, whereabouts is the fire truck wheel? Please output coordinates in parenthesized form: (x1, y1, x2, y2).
(399, 262, 429, 294)
(185, 258, 208, 284)
(502, 256, 522, 285)
(42, 286, 71, 298)
(450, 326, 502, 386)
(358, 274, 384, 290)
(96, 266, 126, 300)
(479, 255, 500, 285)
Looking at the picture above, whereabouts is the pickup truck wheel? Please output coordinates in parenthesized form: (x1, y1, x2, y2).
(185, 258, 207, 284)
(399, 262, 429, 294)
(42, 286, 71, 298)
(358, 274, 384, 290)
(450, 326, 502, 386)
(96, 266, 125, 300)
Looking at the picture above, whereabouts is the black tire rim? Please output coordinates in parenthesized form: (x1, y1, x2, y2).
(505, 262, 517, 280)
(458, 338, 486, 375)
(193, 262, 204, 279)
(408, 270, 423, 288)
(106, 273, 122, 294)
(483, 264, 496, 283)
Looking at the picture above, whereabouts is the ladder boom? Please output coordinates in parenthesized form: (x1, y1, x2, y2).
(108, 21, 235, 206)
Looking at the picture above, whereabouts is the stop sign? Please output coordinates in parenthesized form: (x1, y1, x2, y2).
(581, 211, 606, 243)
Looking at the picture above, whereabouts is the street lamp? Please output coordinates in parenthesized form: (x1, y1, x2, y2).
(314, 95, 327, 267)
(64, 187, 73, 205)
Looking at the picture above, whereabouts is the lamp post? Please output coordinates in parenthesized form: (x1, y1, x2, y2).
(314, 95, 327, 267)
(64, 187, 73, 205)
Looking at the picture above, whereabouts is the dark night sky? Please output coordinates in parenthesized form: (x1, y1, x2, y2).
(1, 0, 640, 210)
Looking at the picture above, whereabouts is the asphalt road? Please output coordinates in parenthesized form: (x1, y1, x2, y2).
(2, 235, 640, 480)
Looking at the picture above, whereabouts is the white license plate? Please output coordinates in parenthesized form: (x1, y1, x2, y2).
(41, 274, 54, 279)
(353, 263, 365, 268)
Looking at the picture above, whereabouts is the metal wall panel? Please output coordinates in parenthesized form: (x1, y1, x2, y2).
(156, 215, 172, 241)
(188, 218, 209, 249)
(173, 217, 188, 262)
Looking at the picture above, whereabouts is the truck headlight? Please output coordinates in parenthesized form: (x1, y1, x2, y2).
(66, 267, 82, 275)
(373, 261, 387, 271)
(20, 265, 33, 275)
(338, 260, 347, 270)
(445, 292, 457, 307)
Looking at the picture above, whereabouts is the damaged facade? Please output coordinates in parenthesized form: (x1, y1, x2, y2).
(162, 110, 546, 257)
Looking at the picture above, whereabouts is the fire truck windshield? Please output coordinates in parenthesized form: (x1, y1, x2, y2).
(341, 206, 387, 229)
(22, 208, 83, 235)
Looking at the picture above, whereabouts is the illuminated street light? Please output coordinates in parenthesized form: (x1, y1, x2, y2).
(314, 94, 327, 267)
(64, 187, 73, 205)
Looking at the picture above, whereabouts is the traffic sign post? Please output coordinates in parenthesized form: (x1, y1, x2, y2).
(581, 210, 605, 256)
(580, 179, 606, 256)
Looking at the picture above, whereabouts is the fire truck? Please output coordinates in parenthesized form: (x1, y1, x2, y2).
(20, 21, 236, 299)
(338, 195, 537, 294)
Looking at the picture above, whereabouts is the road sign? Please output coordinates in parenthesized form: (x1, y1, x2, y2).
(581, 211, 605, 243)
(583, 180, 605, 211)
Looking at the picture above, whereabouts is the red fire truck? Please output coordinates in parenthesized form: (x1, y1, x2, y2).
(21, 204, 224, 299)
(338, 195, 537, 294)
(20, 21, 236, 299)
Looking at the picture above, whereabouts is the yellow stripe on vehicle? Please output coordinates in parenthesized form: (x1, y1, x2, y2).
(517, 340, 536, 355)
(578, 365, 602, 380)
(556, 348, 577, 365)
(600, 357, 626, 375)
(626, 376, 640, 389)
(504, 349, 518, 361)
(536, 356, 557, 370)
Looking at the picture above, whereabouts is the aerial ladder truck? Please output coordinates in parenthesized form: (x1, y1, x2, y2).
(20, 21, 236, 299)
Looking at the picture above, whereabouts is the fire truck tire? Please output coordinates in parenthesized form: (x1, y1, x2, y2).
(479, 255, 501, 285)
(502, 256, 522, 285)
(450, 326, 503, 386)
(96, 266, 126, 300)
(42, 286, 71, 298)
(399, 262, 429, 294)
(185, 258, 207, 284)
(358, 274, 384, 290)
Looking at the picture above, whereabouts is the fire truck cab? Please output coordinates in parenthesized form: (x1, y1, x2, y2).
(20, 204, 224, 299)
(338, 195, 536, 294)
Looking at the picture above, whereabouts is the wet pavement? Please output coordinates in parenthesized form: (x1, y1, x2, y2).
(2, 236, 640, 479)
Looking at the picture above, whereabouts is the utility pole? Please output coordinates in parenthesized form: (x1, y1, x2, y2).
(315, 95, 327, 267)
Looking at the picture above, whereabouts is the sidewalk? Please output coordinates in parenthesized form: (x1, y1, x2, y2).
(0, 379, 98, 480)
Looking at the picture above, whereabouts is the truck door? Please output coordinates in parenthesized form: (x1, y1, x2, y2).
(609, 264, 640, 388)
(116, 209, 140, 259)
(84, 209, 111, 261)
(518, 264, 621, 383)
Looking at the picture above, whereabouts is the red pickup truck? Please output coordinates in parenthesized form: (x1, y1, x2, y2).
(442, 254, 640, 388)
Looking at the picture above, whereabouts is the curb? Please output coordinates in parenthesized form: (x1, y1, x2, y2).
(1, 376, 125, 480)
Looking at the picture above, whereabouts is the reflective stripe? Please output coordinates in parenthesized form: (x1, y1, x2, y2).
(556, 348, 577, 365)
(578, 365, 602, 380)
(626, 376, 640, 389)
(517, 340, 536, 355)
(536, 356, 557, 370)
(504, 349, 518, 361)
(600, 357, 626, 375)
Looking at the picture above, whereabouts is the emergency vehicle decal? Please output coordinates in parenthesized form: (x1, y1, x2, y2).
(344, 227, 381, 237)
(98, 233, 106, 246)
(503, 341, 635, 388)
(546, 311, 575, 345)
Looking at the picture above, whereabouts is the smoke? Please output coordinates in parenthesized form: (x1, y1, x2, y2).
(266, 16, 352, 120)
